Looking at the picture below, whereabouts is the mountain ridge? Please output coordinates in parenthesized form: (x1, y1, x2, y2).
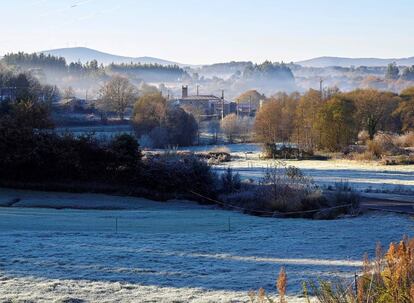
(37, 47, 414, 68)
(295, 56, 414, 67)
(39, 47, 185, 66)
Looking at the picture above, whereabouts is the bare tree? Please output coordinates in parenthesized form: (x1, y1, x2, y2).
(63, 86, 75, 100)
(99, 76, 137, 120)
(221, 113, 240, 143)
(208, 119, 221, 143)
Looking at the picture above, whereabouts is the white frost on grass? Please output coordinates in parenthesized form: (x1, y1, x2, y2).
(0, 190, 413, 302)
(217, 159, 414, 192)
(181, 143, 414, 194)
(0, 188, 199, 210)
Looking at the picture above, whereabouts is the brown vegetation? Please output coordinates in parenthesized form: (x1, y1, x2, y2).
(254, 86, 414, 156)
(133, 93, 198, 147)
(250, 236, 414, 303)
(219, 162, 359, 219)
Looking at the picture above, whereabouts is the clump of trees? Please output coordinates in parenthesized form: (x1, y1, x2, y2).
(0, 67, 60, 102)
(107, 62, 188, 82)
(395, 87, 414, 132)
(243, 61, 294, 81)
(2, 52, 105, 77)
(254, 92, 301, 145)
(133, 93, 198, 147)
(401, 65, 414, 81)
(242, 61, 296, 92)
(2, 52, 67, 71)
(0, 105, 141, 184)
(315, 96, 356, 151)
(254, 87, 414, 154)
(385, 62, 400, 80)
(98, 75, 137, 120)
(0, 83, 214, 199)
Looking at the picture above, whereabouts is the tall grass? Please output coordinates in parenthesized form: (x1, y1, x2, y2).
(249, 236, 414, 303)
(248, 267, 287, 303)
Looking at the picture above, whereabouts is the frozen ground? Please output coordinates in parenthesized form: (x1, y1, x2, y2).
(178, 143, 414, 194)
(55, 124, 134, 142)
(0, 188, 173, 210)
(0, 190, 413, 302)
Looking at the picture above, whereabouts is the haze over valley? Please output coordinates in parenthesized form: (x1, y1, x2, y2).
(1, 1, 414, 303)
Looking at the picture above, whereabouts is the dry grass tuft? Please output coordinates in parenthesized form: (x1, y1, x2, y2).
(305, 236, 414, 303)
(394, 132, 414, 148)
(210, 146, 231, 154)
(276, 267, 287, 303)
(248, 236, 414, 303)
(248, 267, 288, 303)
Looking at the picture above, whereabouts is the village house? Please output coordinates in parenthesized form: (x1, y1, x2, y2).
(236, 99, 264, 117)
(170, 86, 236, 119)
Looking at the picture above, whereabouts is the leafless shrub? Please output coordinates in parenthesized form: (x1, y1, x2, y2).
(257, 161, 316, 212)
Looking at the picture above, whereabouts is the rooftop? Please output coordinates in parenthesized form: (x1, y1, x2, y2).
(180, 95, 221, 101)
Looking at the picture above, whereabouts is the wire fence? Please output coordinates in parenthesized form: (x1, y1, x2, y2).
(189, 190, 354, 216)
(0, 207, 246, 234)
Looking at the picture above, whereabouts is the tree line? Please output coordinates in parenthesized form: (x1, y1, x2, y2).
(243, 61, 294, 81)
(386, 62, 414, 80)
(1, 52, 188, 81)
(254, 87, 414, 152)
(0, 66, 59, 102)
(108, 62, 186, 78)
(0, 75, 213, 198)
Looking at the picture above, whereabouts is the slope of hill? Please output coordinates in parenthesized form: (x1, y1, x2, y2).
(296, 56, 414, 67)
(39, 47, 183, 66)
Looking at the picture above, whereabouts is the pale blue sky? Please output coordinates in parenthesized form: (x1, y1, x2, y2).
(0, 0, 413, 64)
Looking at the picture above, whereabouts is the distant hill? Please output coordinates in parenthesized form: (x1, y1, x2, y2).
(296, 56, 414, 67)
(39, 47, 184, 66)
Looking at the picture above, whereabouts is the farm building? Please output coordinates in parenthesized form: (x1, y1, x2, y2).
(170, 86, 236, 119)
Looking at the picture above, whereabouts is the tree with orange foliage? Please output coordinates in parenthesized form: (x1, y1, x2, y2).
(345, 89, 400, 139)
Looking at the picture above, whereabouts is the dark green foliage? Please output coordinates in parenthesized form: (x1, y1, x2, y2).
(401, 65, 414, 81)
(108, 133, 141, 170)
(2, 52, 67, 71)
(142, 153, 217, 197)
(1, 52, 186, 82)
(107, 62, 188, 82)
(0, 129, 140, 183)
(385, 62, 399, 80)
(243, 61, 294, 81)
(0, 125, 217, 198)
(220, 167, 241, 193)
(0, 94, 214, 198)
(164, 107, 198, 147)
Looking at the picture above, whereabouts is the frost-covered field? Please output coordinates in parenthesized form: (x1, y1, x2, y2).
(55, 125, 134, 141)
(178, 143, 414, 194)
(0, 190, 413, 302)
